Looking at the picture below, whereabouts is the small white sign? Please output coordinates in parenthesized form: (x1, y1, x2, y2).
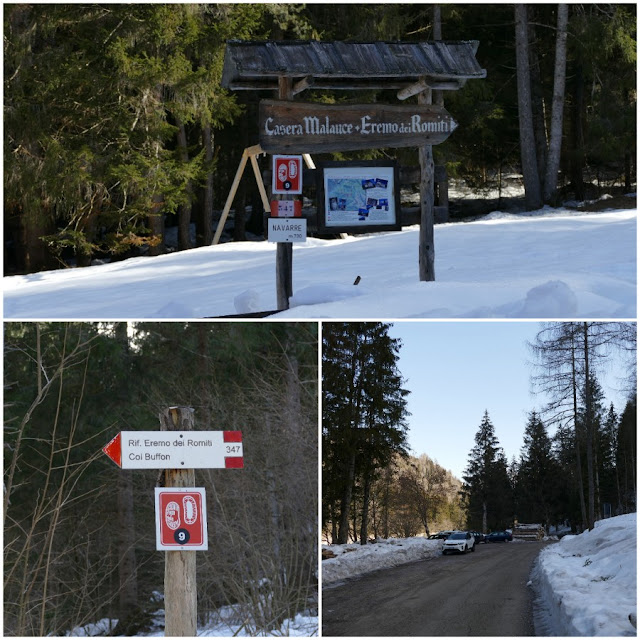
(103, 430, 243, 469)
(268, 218, 307, 243)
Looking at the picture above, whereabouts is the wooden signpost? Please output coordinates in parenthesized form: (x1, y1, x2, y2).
(260, 100, 457, 153)
(102, 407, 244, 636)
(221, 40, 486, 301)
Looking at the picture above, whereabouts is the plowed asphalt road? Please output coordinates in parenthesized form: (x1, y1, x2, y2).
(322, 541, 550, 636)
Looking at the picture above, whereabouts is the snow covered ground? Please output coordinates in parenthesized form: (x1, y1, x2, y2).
(323, 515, 637, 637)
(532, 513, 637, 637)
(322, 537, 443, 586)
(4, 204, 636, 319)
(66, 603, 318, 637)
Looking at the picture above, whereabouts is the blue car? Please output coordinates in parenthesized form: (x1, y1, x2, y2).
(486, 530, 512, 542)
(470, 531, 486, 543)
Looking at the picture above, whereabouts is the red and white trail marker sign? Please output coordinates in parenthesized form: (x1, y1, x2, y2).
(272, 155, 303, 194)
(155, 487, 208, 550)
(102, 430, 243, 469)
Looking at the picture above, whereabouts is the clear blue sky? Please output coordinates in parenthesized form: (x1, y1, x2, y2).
(387, 321, 632, 480)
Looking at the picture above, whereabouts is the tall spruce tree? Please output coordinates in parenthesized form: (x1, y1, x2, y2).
(599, 403, 619, 516)
(322, 323, 410, 544)
(462, 411, 512, 532)
(616, 396, 637, 514)
(515, 411, 561, 527)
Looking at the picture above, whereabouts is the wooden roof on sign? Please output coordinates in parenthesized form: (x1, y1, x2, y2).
(221, 40, 486, 93)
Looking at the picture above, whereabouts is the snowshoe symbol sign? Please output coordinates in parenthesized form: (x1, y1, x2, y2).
(272, 155, 303, 194)
(165, 501, 180, 530)
(155, 488, 208, 550)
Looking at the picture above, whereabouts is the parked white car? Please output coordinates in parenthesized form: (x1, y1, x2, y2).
(442, 531, 476, 554)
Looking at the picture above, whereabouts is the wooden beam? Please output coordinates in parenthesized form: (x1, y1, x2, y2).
(245, 143, 264, 156)
(397, 77, 463, 99)
(212, 151, 249, 245)
(292, 75, 314, 96)
(250, 154, 270, 214)
(213, 144, 270, 245)
(398, 78, 431, 100)
(230, 79, 462, 92)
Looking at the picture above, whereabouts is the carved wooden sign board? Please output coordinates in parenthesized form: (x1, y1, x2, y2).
(259, 100, 457, 154)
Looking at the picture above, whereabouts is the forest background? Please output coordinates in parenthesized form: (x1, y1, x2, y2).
(322, 322, 636, 545)
(3, 322, 318, 637)
(4, 3, 636, 273)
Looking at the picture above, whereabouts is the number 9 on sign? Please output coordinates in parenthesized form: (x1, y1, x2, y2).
(174, 528, 191, 545)
(155, 487, 208, 550)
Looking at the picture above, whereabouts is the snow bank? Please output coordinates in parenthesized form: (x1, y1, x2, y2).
(532, 513, 636, 636)
(65, 602, 318, 636)
(322, 537, 442, 585)
(4, 207, 635, 319)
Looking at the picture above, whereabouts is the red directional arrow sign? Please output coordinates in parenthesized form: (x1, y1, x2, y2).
(102, 432, 123, 467)
(102, 431, 243, 469)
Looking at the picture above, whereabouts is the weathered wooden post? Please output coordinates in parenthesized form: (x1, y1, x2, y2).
(102, 413, 244, 638)
(159, 406, 197, 637)
(418, 85, 435, 282)
(276, 76, 294, 310)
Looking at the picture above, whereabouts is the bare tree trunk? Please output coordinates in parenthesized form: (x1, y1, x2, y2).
(200, 123, 214, 246)
(570, 62, 586, 200)
(360, 472, 371, 545)
(543, 4, 569, 204)
(624, 152, 632, 192)
(571, 332, 588, 531)
(115, 471, 139, 632)
(337, 452, 356, 544)
(112, 323, 139, 636)
(514, 4, 543, 209)
(583, 323, 596, 529)
(148, 194, 165, 257)
(176, 118, 193, 251)
(528, 8, 548, 185)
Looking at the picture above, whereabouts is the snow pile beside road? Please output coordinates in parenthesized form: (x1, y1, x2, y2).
(533, 513, 636, 636)
(322, 537, 442, 585)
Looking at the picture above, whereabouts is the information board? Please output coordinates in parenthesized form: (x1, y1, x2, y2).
(317, 161, 401, 234)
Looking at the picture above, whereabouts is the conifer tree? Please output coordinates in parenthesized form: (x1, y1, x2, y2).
(599, 403, 619, 515)
(616, 396, 637, 514)
(516, 411, 561, 526)
(322, 323, 410, 544)
(462, 411, 512, 532)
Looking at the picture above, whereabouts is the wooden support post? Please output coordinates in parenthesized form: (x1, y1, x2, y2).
(418, 85, 436, 282)
(160, 406, 197, 637)
(250, 154, 271, 214)
(212, 152, 249, 246)
(213, 145, 268, 246)
(276, 76, 294, 311)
